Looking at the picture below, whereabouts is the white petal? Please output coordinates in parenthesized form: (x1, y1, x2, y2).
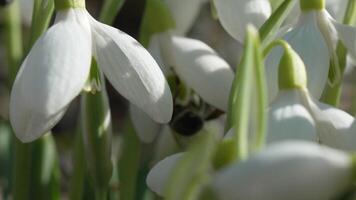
(265, 12, 330, 101)
(170, 36, 234, 111)
(165, 0, 203, 35)
(129, 104, 162, 143)
(152, 126, 180, 164)
(10, 9, 92, 142)
(331, 19, 356, 60)
(267, 90, 317, 144)
(146, 153, 183, 196)
(213, 0, 271, 42)
(213, 141, 352, 200)
(90, 16, 173, 123)
(147, 33, 173, 75)
(307, 99, 356, 151)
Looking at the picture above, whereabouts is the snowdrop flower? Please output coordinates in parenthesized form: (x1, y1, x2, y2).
(130, 0, 234, 143)
(267, 41, 356, 151)
(10, 0, 173, 142)
(213, 0, 272, 42)
(266, 0, 356, 101)
(213, 141, 354, 200)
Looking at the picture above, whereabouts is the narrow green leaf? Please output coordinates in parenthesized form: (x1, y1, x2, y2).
(252, 35, 267, 151)
(2, 0, 23, 86)
(259, 0, 295, 44)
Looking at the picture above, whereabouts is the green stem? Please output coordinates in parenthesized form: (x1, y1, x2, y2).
(2, 0, 23, 86)
(321, 0, 356, 106)
(99, 0, 125, 24)
(259, 0, 295, 45)
(69, 126, 86, 200)
(94, 189, 108, 200)
(12, 139, 32, 200)
(81, 60, 112, 199)
(28, 0, 54, 50)
(118, 119, 141, 200)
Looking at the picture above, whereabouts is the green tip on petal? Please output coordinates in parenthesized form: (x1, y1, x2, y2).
(276, 40, 307, 90)
(54, 0, 85, 10)
(300, 0, 325, 11)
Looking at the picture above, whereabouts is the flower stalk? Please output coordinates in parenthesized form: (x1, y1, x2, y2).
(2, 0, 23, 86)
(321, 0, 356, 106)
(81, 60, 113, 200)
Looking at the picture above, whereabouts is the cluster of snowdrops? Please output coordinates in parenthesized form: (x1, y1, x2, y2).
(4, 0, 356, 199)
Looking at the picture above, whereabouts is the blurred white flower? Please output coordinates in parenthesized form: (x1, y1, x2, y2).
(213, 141, 353, 200)
(266, 2, 356, 101)
(10, 8, 173, 142)
(146, 141, 354, 199)
(213, 0, 272, 42)
(131, 0, 234, 142)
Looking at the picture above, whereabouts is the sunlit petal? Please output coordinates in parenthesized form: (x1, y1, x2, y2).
(10, 9, 92, 142)
(90, 17, 173, 123)
(267, 90, 317, 143)
(170, 36, 234, 111)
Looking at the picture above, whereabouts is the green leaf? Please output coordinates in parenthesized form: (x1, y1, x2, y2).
(164, 130, 217, 200)
(225, 26, 267, 162)
(259, 0, 295, 45)
(139, 0, 175, 47)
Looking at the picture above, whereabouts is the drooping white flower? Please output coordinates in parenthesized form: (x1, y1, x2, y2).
(213, 141, 354, 200)
(266, 0, 356, 101)
(131, 34, 234, 142)
(213, 0, 272, 42)
(267, 41, 355, 151)
(10, 6, 173, 142)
